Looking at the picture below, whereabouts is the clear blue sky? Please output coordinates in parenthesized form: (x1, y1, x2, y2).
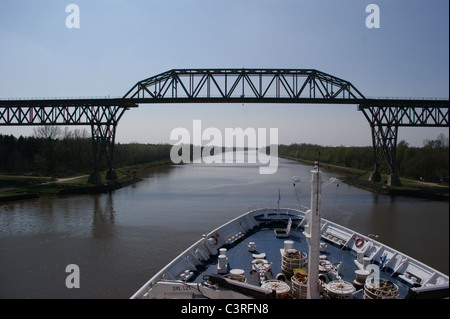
(1, 0, 448, 147)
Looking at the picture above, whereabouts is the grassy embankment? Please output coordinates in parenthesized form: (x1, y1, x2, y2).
(280, 155, 449, 201)
(0, 159, 171, 202)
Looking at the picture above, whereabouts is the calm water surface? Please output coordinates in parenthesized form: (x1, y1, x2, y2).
(0, 154, 448, 298)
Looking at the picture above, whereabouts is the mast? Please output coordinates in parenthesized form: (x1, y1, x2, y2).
(307, 161, 321, 299)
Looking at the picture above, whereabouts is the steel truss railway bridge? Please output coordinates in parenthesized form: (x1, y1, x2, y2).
(1, 68, 449, 186)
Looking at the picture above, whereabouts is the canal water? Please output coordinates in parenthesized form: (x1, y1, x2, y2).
(0, 153, 448, 298)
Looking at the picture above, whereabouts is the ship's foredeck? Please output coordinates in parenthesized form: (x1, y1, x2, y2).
(191, 223, 411, 298)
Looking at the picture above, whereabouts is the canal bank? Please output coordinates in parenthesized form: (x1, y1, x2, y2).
(0, 175, 142, 203)
(0, 160, 171, 203)
(279, 155, 449, 201)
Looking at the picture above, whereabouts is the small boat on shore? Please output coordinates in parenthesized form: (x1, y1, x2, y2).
(131, 162, 449, 299)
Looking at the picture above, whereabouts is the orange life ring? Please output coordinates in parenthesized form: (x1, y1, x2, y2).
(210, 233, 219, 246)
(355, 237, 364, 247)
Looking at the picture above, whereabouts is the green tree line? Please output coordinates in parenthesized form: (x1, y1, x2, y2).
(1, 127, 448, 183)
(278, 133, 449, 183)
(0, 127, 172, 176)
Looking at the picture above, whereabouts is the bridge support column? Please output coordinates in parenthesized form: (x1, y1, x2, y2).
(368, 120, 402, 186)
(87, 123, 118, 185)
(388, 174, 402, 187)
(369, 171, 381, 183)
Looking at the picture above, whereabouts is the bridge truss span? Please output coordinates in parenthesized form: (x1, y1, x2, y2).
(359, 99, 449, 127)
(0, 98, 136, 126)
(123, 68, 366, 102)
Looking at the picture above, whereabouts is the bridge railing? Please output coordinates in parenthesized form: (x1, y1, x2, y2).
(364, 96, 449, 101)
(0, 96, 123, 101)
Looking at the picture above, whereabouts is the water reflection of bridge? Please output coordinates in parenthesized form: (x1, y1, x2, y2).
(1, 69, 448, 185)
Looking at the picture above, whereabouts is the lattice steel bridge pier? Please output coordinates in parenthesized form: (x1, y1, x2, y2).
(358, 99, 449, 185)
(1, 68, 449, 186)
